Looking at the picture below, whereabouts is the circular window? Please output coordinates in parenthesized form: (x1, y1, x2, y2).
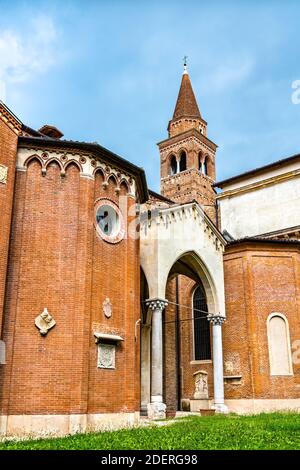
(94, 199, 125, 244)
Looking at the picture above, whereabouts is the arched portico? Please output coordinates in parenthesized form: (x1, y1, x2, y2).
(140, 201, 228, 418)
(167, 251, 220, 316)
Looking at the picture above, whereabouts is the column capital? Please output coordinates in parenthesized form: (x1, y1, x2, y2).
(207, 314, 226, 326)
(146, 298, 168, 311)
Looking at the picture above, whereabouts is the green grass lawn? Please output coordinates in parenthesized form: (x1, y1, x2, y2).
(1, 413, 300, 450)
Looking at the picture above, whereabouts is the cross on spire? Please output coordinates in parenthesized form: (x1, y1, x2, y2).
(183, 55, 188, 74)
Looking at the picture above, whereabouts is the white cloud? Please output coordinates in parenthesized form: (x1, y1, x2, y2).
(0, 16, 58, 101)
(204, 59, 255, 94)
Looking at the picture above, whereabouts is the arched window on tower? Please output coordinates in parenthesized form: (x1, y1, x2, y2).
(179, 151, 186, 172)
(203, 157, 208, 176)
(193, 284, 211, 361)
(267, 313, 293, 376)
(198, 153, 202, 172)
(170, 155, 177, 175)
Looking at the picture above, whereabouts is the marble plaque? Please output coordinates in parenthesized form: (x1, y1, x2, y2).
(0, 164, 8, 185)
(193, 370, 209, 399)
(98, 343, 115, 369)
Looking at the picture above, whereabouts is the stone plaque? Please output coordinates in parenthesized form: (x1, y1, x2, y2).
(103, 298, 112, 319)
(98, 343, 115, 369)
(35, 308, 56, 336)
(0, 164, 8, 185)
(193, 370, 209, 399)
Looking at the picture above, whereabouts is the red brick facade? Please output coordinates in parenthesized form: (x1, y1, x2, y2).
(0, 110, 20, 334)
(223, 242, 300, 400)
(0, 108, 145, 429)
(1, 65, 300, 433)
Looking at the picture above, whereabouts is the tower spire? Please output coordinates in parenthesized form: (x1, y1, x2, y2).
(158, 64, 218, 222)
(172, 61, 201, 120)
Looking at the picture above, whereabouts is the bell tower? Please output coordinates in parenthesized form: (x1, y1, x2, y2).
(158, 60, 218, 223)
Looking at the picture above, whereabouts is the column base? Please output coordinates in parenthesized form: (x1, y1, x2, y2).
(213, 403, 229, 414)
(147, 402, 166, 420)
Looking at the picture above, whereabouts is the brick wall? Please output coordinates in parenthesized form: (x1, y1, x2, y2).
(159, 132, 217, 224)
(161, 169, 217, 224)
(164, 243, 300, 411)
(223, 243, 300, 400)
(0, 118, 18, 334)
(0, 157, 140, 416)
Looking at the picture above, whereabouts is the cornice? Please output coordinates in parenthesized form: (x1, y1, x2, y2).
(224, 239, 300, 254)
(157, 128, 217, 152)
(217, 168, 300, 200)
(18, 137, 148, 203)
(0, 102, 22, 135)
(141, 200, 226, 249)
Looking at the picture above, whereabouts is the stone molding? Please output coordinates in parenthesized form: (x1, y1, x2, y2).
(161, 167, 214, 184)
(158, 128, 217, 152)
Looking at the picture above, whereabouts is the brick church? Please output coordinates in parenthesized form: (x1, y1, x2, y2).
(0, 63, 299, 435)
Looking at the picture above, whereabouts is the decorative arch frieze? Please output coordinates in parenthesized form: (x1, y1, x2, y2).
(24, 154, 44, 170)
(17, 147, 136, 197)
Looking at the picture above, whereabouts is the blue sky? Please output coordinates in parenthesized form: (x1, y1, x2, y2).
(1, 0, 300, 191)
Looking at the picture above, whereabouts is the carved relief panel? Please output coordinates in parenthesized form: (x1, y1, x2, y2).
(97, 343, 116, 369)
(193, 370, 209, 399)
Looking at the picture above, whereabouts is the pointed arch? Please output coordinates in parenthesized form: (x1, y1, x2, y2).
(24, 154, 43, 169)
(206, 155, 214, 179)
(179, 150, 187, 172)
(93, 166, 105, 178)
(64, 160, 81, 173)
(119, 178, 130, 195)
(94, 167, 105, 186)
(198, 151, 203, 172)
(203, 156, 208, 176)
(45, 158, 64, 172)
(107, 173, 118, 187)
(164, 250, 220, 316)
(169, 154, 177, 175)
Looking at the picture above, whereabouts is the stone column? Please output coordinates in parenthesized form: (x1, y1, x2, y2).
(176, 158, 180, 174)
(207, 314, 228, 413)
(146, 298, 168, 419)
(140, 324, 151, 414)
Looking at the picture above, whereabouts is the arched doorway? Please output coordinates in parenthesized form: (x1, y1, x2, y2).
(163, 252, 214, 414)
(140, 201, 227, 418)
